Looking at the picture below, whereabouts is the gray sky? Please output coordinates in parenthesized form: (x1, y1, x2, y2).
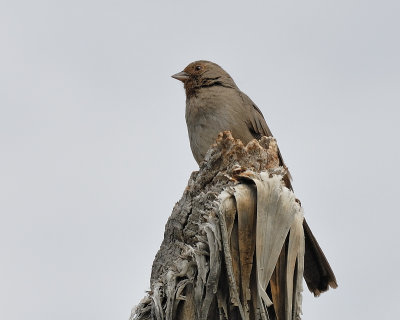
(1, 1, 399, 319)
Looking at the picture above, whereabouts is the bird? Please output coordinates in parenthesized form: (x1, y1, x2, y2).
(172, 60, 337, 297)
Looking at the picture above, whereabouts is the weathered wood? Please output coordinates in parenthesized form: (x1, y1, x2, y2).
(131, 131, 305, 320)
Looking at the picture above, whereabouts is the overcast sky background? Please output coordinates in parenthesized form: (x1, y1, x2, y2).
(1, 1, 399, 319)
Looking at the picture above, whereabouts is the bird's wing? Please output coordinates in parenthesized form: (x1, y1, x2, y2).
(240, 92, 273, 139)
(239, 91, 292, 182)
(237, 91, 273, 138)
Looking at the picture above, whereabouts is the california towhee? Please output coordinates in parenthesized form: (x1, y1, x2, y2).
(172, 60, 337, 296)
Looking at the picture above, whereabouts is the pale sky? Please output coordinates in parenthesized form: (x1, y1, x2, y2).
(1, 1, 399, 319)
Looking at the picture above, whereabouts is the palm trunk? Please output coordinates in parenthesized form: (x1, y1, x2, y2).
(131, 132, 311, 320)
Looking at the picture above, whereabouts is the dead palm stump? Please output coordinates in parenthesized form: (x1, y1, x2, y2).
(131, 131, 307, 320)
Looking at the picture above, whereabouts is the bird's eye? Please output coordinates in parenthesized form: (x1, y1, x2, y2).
(195, 65, 202, 71)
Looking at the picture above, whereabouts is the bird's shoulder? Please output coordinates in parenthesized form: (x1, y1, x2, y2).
(186, 86, 272, 139)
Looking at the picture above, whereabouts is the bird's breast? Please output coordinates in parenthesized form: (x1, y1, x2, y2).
(185, 93, 251, 164)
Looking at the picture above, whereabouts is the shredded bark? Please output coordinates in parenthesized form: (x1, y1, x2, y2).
(131, 131, 304, 320)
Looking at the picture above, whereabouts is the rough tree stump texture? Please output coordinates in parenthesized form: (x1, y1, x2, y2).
(131, 131, 306, 320)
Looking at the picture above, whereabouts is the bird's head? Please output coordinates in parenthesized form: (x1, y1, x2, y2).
(172, 60, 237, 97)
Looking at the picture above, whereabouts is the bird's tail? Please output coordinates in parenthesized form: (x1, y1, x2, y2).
(302, 219, 338, 296)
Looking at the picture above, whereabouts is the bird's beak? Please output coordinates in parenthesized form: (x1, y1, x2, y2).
(171, 71, 189, 82)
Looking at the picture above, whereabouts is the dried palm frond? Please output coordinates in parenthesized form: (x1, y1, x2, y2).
(131, 131, 331, 320)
